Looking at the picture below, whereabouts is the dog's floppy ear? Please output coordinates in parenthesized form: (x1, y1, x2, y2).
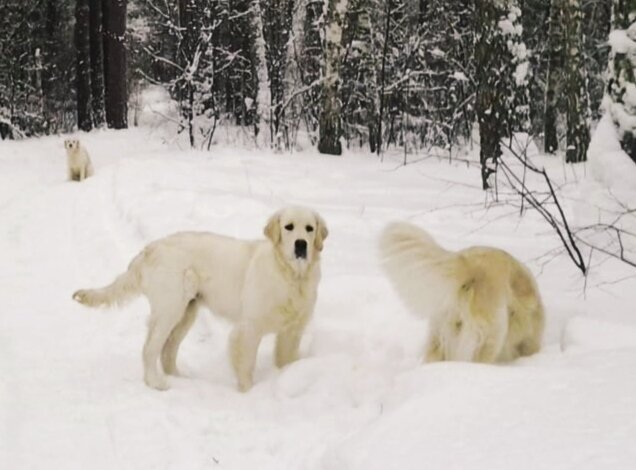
(313, 212, 328, 251)
(264, 210, 281, 244)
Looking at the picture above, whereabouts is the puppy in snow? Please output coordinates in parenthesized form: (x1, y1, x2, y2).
(64, 138, 94, 181)
(73, 206, 328, 392)
(379, 222, 544, 364)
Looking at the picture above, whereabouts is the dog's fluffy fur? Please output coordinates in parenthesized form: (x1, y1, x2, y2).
(64, 138, 93, 181)
(379, 222, 544, 363)
(73, 206, 328, 391)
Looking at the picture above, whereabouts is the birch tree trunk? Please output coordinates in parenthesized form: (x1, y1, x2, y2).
(250, 2, 268, 139)
(318, 0, 348, 155)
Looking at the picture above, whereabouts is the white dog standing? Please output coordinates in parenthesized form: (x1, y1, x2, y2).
(379, 222, 544, 364)
(64, 138, 94, 181)
(73, 207, 328, 392)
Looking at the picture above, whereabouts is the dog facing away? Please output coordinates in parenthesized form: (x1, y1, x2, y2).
(379, 222, 544, 364)
(73, 206, 328, 392)
(64, 138, 94, 181)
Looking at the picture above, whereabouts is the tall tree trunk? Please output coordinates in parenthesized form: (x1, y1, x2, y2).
(75, 0, 92, 132)
(90, 0, 105, 127)
(563, 0, 590, 163)
(607, 0, 636, 164)
(475, 0, 504, 190)
(261, 0, 295, 149)
(301, 0, 324, 142)
(376, 0, 392, 156)
(177, 0, 198, 147)
(544, 0, 563, 154)
(41, 0, 60, 129)
(318, 0, 348, 155)
(476, 0, 528, 189)
(252, 0, 270, 138)
(102, 0, 128, 129)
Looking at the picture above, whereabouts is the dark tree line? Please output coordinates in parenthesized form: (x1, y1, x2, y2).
(75, 0, 127, 131)
(1, 0, 632, 175)
(0, 0, 127, 139)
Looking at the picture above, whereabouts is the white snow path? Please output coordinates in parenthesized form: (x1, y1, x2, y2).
(1, 130, 636, 469)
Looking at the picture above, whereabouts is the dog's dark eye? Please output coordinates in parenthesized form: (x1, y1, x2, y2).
(306, 225, 314, 233)
(284, 223, 294, 231)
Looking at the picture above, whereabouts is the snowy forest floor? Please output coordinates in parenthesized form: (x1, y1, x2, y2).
(1, 127, 635, 469)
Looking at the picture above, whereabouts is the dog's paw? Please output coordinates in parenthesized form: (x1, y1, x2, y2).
(237, 379, 253, 393)
(72, 289, 89, 304)
(144, 375, 170, 391)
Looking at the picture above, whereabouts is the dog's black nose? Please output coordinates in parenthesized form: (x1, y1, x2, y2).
(294, 239, 307, 259)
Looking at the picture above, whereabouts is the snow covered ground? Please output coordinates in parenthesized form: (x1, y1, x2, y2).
(1, 128, 635, 470)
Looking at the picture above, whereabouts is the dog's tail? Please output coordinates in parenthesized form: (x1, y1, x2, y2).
(72, 250, 145, 308)
(379, 222, 466, 319)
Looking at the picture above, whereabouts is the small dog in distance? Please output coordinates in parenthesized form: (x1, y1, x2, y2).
(64, 138, 94, 182)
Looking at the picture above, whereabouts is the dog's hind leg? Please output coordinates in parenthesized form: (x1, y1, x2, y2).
(143, 298, 190, 391)
(161, 299, 199, 376)
(424, 333, 445, 362)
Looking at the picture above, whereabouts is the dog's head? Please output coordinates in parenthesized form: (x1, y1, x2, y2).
(64, 138, 79, 151)
(264, 206, 328, 273)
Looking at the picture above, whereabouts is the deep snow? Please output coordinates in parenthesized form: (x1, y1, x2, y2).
(1, 127, 635, 470)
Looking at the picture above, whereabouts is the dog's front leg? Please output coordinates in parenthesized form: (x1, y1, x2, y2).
(275, 322, 306, 368)
(229, 324, 262, 392)
(79, 165, 86, 181)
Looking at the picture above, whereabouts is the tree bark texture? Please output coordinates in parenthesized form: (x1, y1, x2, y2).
(102, 0, 128, 129)
(475, 0, 504, 189)
(260, 0, 295, 147)
(75, 0, 92, 132)
(563, 0, 590, 163)
(90, 0, 105, 127)
(608, 0, 636, 164)
(544, 0, 563, 154)
(318, 0, 348, 155)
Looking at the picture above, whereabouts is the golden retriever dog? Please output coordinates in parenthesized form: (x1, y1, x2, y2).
(379, 222, 544, 364)
(73, 207, 328, 392)
(64, 138, 94, 181)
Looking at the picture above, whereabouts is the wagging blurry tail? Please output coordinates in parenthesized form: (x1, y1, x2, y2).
(379, 222, 466, 321)
(73, 250, 146, 308)
(378, 221, 545, 363)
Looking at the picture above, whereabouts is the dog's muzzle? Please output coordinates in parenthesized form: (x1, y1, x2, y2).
(294, 239, 307, 259)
